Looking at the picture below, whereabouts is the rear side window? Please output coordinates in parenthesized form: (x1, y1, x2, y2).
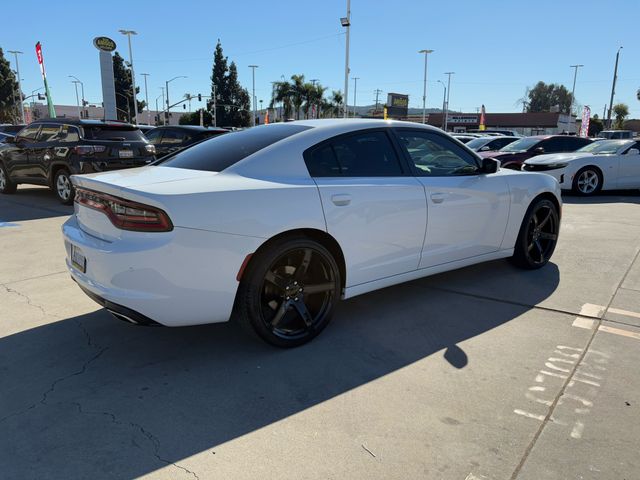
(37, 124, 61, 142)
(161, 129, 188, 145)
(161, 124, 311, 172)
(83, 126, 145, 141)
(305, 130, 404, 177)
(54, 125, 80, 143)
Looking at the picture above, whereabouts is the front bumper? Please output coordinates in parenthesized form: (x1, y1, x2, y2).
(62, 214, 263, 327)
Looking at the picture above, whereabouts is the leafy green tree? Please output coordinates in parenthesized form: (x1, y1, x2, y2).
(303, 83, 326, 119)
(0, 47, 20, 123)
(179, 108, 213, 126)
(613, 103, 629, 129)
(290, 74, 306, 119)
(227, 62, 250, 127)
(113, 52, 144, 122)
(526, 81, 572, 113)
(208, 41, 250, 127)
(271, 81, 294, 120)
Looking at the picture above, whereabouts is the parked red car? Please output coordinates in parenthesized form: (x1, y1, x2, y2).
(478, 135, 592, 170)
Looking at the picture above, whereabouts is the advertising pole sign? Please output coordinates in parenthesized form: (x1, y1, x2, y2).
(385, 93, 409, 118)
(35, 42, 56, 118)
(479, 104, 486, 131)
(94, 36, 118, 121)
(580, 106, 591, 137)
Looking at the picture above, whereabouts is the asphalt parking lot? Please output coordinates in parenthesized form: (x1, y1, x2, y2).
(1, 186, 639, 480)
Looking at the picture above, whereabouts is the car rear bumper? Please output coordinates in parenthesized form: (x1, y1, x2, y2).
(62, 214, 262, 327)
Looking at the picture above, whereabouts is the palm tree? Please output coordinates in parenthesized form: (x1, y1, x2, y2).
(271, 81, 293, 120)
(290, 74, 306, 120)
(328, 90, 343, 118)
(303, 83, 326, 119)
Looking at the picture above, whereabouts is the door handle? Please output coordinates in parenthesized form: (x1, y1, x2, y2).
(430, 192, 447, 204)
(331, 194, 351, 206)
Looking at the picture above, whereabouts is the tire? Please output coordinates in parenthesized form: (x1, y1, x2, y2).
(53, 168, 74, 205)
(510, 198, 559, 270)
(234, 236, 341, 348)
(572, 166, 602, 196)
(0, 162, 17, 194)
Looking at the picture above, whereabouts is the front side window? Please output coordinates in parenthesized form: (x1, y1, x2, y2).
(16, 125, 40, 142)
(500, 137, 541, 152)
(396, 130, 479, 176)
(37, 124, 61, 142)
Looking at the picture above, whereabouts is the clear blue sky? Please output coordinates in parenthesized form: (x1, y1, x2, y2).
(2, 0, 639, 117)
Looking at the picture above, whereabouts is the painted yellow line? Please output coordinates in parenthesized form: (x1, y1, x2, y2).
(608, 307, 640, 320)
(599, 324, 640, 341)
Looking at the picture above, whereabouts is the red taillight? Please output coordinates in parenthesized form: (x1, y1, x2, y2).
(74, 145, 106, 156)
(75, 188, 173, 232)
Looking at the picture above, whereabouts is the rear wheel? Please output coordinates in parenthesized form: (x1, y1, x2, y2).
(235, 236, 341, 348)
(511, 198, 559, 269)
(0, 163, 17, 194)
(572, 166, 602, 196)
(54, 168, 74, 205)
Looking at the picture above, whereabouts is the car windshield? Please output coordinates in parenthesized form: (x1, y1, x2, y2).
(160, 123, 312, 172)
(466, 138, 492, 149)
(577, 140, 632, 154)
(499, 137, 541, 152)
(83, 126, 146, 141)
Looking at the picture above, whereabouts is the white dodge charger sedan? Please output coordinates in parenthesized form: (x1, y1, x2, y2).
(63, 120, 561, 347)
(522, 139, 640, 195)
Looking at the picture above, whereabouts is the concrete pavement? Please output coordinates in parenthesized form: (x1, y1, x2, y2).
(1, 186, 639, 479)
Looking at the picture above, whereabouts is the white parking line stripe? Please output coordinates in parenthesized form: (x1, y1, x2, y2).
(513, 409, 545, 421)
(572, 317, 595, 329)
(607, 307, 640, 320)
(599, 324, 640, 341)
(580, 303, 605, 318)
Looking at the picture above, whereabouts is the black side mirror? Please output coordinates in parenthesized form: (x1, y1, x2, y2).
(481, 157, 500, 174)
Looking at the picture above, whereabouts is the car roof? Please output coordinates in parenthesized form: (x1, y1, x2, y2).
(149, 125, 228, 132)
(32, 118, 137, 128)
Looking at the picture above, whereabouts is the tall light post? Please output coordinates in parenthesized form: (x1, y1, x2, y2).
(155, 93, 163, 125)
(437, 80, 446, 129)
(568, 64, 583, 132)
(71, 80, 81, 118)
(8, 50, 25, 123)
(443, 72, 454, 132)
(419, 49, 434, 124)
(118, 29, 138, 123)
(69, 75, 85, 118)
(351, 77, 360, 117)
(141, 73, 151, 124)
(248, 65, 259, 126)
(165, 76, 187, 126)
(115, 91, 131, 121)
(340, 0, 351, 118)
(607, 46, 623, 129)
(160, 87, 165, 125)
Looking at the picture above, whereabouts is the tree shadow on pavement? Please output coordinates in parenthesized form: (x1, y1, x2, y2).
(0, 262, 559, 479)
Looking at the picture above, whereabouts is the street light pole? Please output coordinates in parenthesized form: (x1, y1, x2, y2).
(115, 92, 131, 121)
(160, 87, 165, 125)
(443, 72, 454, 132)
(419, 49, 434, 124)
(8, 50, 25, 124)
(119, 29, 138, 123)
(69, 76, 85, 118)
(165, 76, 187, 126)
(607, 46, 623, 129)
(141, 73, 150, 124)
(352, 77, 359, 117)
(437, 80, 446, 129)
(71, 81, 81, 118)
(341, 0, 351, 118)
(248, 65, 259, 127)
(569, 64, 583, 132)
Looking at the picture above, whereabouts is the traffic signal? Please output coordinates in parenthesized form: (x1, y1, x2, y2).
(198, 94, 202, 102)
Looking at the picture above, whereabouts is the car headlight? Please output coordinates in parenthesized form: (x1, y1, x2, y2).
(145, 144, 156, 154)
(522, 162, 568, 172)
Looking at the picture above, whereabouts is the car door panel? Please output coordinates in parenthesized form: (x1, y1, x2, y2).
(316, 177, 427, 286)
(616, 143, 640, 188)
(393, 128, 511, 268)
(5, 125, 40, 178)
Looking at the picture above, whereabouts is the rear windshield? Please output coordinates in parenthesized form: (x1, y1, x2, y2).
(160, 123, 311, 172)
(82, 126, 146, 141)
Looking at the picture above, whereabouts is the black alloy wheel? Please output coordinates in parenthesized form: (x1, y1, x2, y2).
(236, 237, 340, 347)
(511, 198, 559, 269)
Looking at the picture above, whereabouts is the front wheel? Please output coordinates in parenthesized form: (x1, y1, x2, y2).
(235, 236, 341, 348)
(510, 198, 559, 269)
(54, 169, 74, 205)
(0, 163, 17, 194)
(572, 167, 602, 196)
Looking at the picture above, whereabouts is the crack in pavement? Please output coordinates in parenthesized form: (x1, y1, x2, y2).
(68, 402, 200, 480)
(0, 283, 52, 318)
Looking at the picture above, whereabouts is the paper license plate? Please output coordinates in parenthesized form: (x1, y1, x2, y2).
(119, 149, 134, 158)
(71, 245, 86, 273)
